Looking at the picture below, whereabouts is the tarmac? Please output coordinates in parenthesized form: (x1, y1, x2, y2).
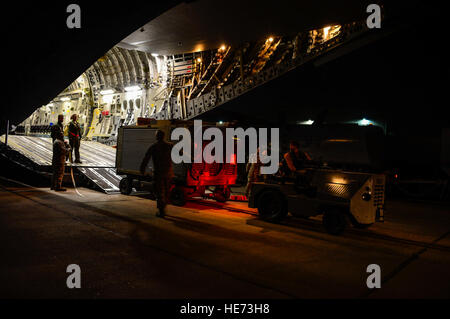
(0, 176, 449, 299)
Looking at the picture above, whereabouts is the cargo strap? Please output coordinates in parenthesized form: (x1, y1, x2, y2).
(68, 152, 84, 197)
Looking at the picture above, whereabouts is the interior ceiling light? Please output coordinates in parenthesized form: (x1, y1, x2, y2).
(299, 119, 314, 125)
(125, 85, 141, 92)
(100, 89, 115, 95)
(359, 118, 370, 126)
(323, 26, 331, 38)
(60, 97, 70, 101)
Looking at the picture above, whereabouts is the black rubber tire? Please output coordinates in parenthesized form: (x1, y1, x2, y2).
(348, 214, 374, 229)
(257, 190, 288, 223)
(351, 220, 374, 229)
(323, 209, 347, 235)
(170, 186, 186, 206)
(214, 186, 231, 203)
(119, 177, 133, 195)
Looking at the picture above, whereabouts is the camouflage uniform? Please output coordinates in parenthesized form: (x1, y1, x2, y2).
(68, 120, 82, 162)
(140, 140, 173, 214)
(245, 152, 263, 198)
(283, 150, 312, 188)
(51, 138, 70, 190)
(283, 150, 310, 175)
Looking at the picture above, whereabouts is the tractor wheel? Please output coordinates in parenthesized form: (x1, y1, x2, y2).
(348, 214, 374, 229)
(257, 190, 288, 223)
(323, 209, 347, 235)
(170, 186, 186, 206)
(119, 177, 133, 195)
(353, 222, 373, 229)
(214, 186, 231, 203)
(351, 220, 374, 229)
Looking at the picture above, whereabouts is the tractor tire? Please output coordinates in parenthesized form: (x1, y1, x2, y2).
(214, 186, 231, 203)
(351, 220, 373, 229)
(170, 186, 186, 206)
(119, 177, 133, 195)
(348, 214, 373, 229)
(257, 190, 288, 223)
(323, 209, 347, 235)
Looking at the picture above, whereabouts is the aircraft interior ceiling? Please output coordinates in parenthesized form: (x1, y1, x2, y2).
(14, 18, 374, 145)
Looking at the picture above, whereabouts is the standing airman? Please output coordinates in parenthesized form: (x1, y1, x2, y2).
(68, 114, 82, 163)
(51, 130, 70, 191)
(140, 130, 173, 217)
(51, 114, 64, 142)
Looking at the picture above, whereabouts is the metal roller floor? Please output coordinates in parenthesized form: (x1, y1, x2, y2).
(1, 135, 115, 167)
(1, 135, 122, 193)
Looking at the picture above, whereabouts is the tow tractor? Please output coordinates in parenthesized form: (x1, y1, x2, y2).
(248, 168, 386, 235)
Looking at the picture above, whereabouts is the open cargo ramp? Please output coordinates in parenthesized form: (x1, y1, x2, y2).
(0, 135, 122, 194)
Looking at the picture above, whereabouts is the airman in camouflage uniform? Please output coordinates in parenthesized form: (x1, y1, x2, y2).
(68, 114, 82, 164)
(51, 131, 70, 191)
(140, 130, 173, 217)
(50, 114, 64, 142)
